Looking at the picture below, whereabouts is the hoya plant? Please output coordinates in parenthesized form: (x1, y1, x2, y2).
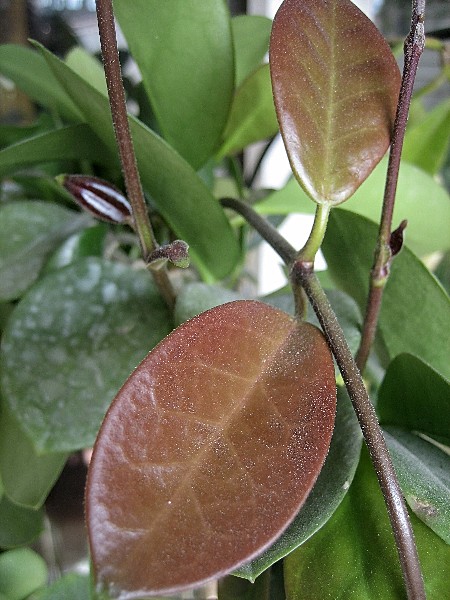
(0, 0, 449, 598)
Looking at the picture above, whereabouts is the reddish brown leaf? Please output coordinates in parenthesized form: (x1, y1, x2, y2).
(86, 301, 336, 597)
(270, 0, 401, 205)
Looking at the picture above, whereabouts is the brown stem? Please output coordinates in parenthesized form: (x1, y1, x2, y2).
(95, 0, 176, 309)
(292, 265, 426, 600)
(356, 0, 425, 371)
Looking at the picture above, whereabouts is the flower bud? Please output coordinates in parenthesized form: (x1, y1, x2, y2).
(57, 175, 133, 226)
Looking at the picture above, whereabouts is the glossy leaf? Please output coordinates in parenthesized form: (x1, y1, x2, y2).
(402, 98, 450, 175)
(0, 44, 81, 121)
(0, 258, 172, 453)
(0, 403, 67, 509)
(218, 64, 279, 158)
(255, 157, 450, 256)
(284, 448, 450, 600)
(36, 43, 240, 280)
(0, 124, 118, 179)
(0, 200, 90, 301)
(270, 0, 400, 205)
(378, 354, 450, 444)
(44, 224, 108, 272)
(113, 0, 234, 169)
(235, 386, 362, 581)
(0, 498, 44, 549)
(0, 548, 47, 600)
(64, 46, 107, 96)
(232, 15, 272, 86)
(322, 210, 450, 380)
(86, 300, 336, 597)
(383, 427, 450, 543)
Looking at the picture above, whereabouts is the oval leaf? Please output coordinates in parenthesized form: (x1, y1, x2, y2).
(86, 300, 336, 597)
(0, 258, 172, 453)
(270, 0, 401, 204)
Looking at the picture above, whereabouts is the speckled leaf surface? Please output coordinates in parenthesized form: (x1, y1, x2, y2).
(86, 300, 336, 597)
(270, 0, 400, 204)
(0, 258, 172, 453)
(235, 386, 362, 581)
(383, 427, 450, 544)
(0, 201, 90, 301)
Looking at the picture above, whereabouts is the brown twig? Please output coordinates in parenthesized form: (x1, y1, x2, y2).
(95, 0, 176, 309)
(356, 0, 426, 370)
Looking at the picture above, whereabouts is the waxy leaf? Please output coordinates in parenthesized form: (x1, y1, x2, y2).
(0, 201, 90, 301)
(86, 300, 336, 597)
(270, 0, 400, 204)
(0, 258, 172, 453)
(383, 427, 450, 544)
(378, 354, 450, 445)
(113, 0, 234, 169)
(0, 497, 44, 549)
(284, 448, 450, 600)
(232, 15, 272, 86)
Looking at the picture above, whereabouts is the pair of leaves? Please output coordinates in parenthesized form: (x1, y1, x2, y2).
(86, 300, 337, 597)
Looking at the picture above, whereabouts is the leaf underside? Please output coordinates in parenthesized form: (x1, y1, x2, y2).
(86, 300, 336, 597)
(270, 0, 401, 205)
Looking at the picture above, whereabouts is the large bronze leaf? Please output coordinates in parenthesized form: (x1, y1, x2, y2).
(86, 301, 336, 597)
(270, 0, 401, 205)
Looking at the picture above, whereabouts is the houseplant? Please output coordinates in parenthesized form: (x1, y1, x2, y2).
(0, 0, 448, 598)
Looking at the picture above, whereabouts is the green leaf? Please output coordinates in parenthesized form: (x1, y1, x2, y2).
(64, 46, 107, 96)
(270, 0, 400, 205)
(284, 448, 450, 600)
(0, 498, 44, 549)
(29, 573, 89, 600)
(44, 224, 109, 273)
(113, 0, 234, 169)
(235, 386, 362, 581)
(232, 15, 272, 86)
(402, 99, 450, 175)
(0, 258, 172, 453)
(0, 44, 81, 121)
(0, 124, 118, 179)
(383, 427, 450, 544)
(0, 548, 47, 600)
(0, 115, 53, 149)
(36, 43, 240, 280)
(255, 157, 450, 257)
(0, 403, 67, 509)
(322, 210, 450, 380)
(218, 64, 279, 158)
(86, 301, 336, 596)
(0, 200, 90, 301)
(219, 570, 270, 600)
(378, 354, 450, 444)
(174, 282, 247, 326)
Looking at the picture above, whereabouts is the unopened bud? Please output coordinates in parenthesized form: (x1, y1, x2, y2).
(57, 174, 133, 226)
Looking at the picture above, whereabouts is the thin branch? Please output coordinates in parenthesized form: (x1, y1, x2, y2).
(220, 198, 296, 265)
(356, 0, 426, 370)
(292, 265, 426, 600)
(95, 0, 176, 309)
